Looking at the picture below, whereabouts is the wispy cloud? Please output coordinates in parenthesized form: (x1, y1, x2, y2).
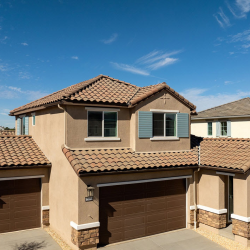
(101, 33, 118, 44)
(0, 63, 11, 72)
(180, 88, 250, 111)
(18, 71, 31, 80)
(228, 0, 250, 18)
(71, 56, 79, 60)
(111, 49, 181, 76)
(0, 85, 48, 100)
(21, 42, 28, 46)
(214, 7, 231, 28)
(111, 62, 149, 76)
(0, 36, 8, 44)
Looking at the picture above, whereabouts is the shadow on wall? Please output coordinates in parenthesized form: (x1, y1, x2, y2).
(13, 241, 47, 250)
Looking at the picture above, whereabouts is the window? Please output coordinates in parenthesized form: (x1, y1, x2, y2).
(221, 121, 227, 136)
(208, 122, 212, 136)
(32, 114, 35, 126)
(22, 117, 26, 135)
(88, 111, 117, 137)
(153, 113, 176, 137)
(17, 116, 28, 135)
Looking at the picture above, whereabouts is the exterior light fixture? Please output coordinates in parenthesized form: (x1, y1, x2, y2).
(85, 185, 95, 202)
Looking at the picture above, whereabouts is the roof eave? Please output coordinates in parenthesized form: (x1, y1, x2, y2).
(0, 164, 52, 170)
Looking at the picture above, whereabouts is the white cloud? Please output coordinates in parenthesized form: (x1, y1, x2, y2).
(227, 0, 250, 18)
(71, 56, 79, 60)
(214, 7, 231, 28)
(111, 62, 149, 76)
(102, 33, 118, 44)
(18, 71, 31, 80)
(0, 112, 8, 116)
(224, 80, 233, 84)
(0, 36, 8, 44)
(137, 50, 181, 70)
(21, 42, 28, 46)
(180, 88, 250, 111)
(0, 63, 10, 72)
(0, 85, 48, 100)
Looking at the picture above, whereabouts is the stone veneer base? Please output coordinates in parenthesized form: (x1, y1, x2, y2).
(42, 210, 50, 226)
(71, 227, 99, 249)
(232, 219, 250, 239)
(190, 209, 226, 229)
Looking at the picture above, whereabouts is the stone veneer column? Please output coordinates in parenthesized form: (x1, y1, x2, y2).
(232, 219, 250, 239)
(71, 227, 99, 249)
(42, 209, 50, 227)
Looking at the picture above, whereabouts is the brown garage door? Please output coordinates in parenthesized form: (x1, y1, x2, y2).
(0, 178, 41, 233)
(99, 178, 186, 245)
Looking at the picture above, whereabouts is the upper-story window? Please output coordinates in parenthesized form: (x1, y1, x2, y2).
(153, 113, 176, 137)
(220, 121, 227, 136)
(216, 120, 231, 137)
(88, 111, 117, 137)
(32, 113, 36, 126)
(207, 122, 212, 136)
(17, 116, 29, 135)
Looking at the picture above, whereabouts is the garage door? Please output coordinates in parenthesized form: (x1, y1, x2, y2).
(0, 178, 41, 233)
(99, 178, 186, 245)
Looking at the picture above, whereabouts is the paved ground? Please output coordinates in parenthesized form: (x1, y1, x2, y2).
(0, 228, 62, 250)
(100, 229, 225, 250)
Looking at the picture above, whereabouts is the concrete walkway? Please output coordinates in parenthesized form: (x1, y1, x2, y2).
(100, 229, 225, 250)
(0, 228, 62, 250)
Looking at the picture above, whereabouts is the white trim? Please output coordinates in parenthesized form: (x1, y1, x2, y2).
(97, 175, 192, 187)
(84, 137, 121, 142)
(70, 221, 100, 230)
(231, 214, 250, 222)
(150, 109, 179, 113)
(192, 115, 250, 120)
(42, 206, 50, 210)
(197, 205, 227, 214)
(85, 107, 120, 112)
(150, 137, 179, 141)
(190, 205, 195, 210)
(216, 171, 235, 177)
(0, 175, 45, 181)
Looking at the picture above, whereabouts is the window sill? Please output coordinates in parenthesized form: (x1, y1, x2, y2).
(150, 137, 179, 141)
(84, 137, 121, 142)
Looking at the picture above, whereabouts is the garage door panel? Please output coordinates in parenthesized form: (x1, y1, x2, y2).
(124, 215, 145, 228)
(0, 178, 41, 233)
(99, 178, 186, 246)
(146, 222, 166, 235)
(124, 226, 145, 240)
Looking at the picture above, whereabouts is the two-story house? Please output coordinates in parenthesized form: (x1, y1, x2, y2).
(191, 98, 250, 138)
(1, 75, 250, 249)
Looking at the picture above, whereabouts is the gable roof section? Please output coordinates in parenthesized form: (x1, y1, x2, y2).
(199, 137, 250, 172)
(0, 135, 51, 168)
(62, 146, 199, 175)
(193, 97, 250, 119)
(10, 75, 196, 115)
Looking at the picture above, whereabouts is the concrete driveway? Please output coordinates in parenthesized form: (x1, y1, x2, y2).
(100, 229, 225, 250)
(0, 228, 62, 250)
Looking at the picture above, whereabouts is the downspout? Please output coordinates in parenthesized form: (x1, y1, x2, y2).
(193, 145, 201, 230)
(58, 104, 66, 146)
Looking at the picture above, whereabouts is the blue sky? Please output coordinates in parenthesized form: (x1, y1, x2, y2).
(0, 0, 250, 127)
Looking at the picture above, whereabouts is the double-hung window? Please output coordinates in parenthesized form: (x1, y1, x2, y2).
(17, 115, 29, 135)
(207, 122, 212, 136)
(221, 121, 227, 136)
(152, 113, 176, 137)
(88, 111, 118, 137)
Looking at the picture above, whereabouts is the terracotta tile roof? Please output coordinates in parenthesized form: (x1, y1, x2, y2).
(62, 146, 199, 175)
(0, 135, 51, 168)
(10, 75, 196, 115)
(193, 97, 250, 119)
(0, 130, 15, 135)
(200, 137, 250, 172)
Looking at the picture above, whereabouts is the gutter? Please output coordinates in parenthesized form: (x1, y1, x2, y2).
(0, 164, 52, 170)
(191, 115, 250, 120)
(199, 165, 244, 174)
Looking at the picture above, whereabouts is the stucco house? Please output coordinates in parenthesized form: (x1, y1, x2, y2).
(191, 98, 250, 138)
(1, 75, 250, 249)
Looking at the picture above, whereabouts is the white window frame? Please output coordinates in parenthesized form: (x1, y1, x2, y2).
(220, 121, 227, 137)
(32, 112, 36, 126)
(207, 122, 212, 136)
(85, 109, 120, 141)
(18, 115, 26, 135)
(150, 112, 179, 141)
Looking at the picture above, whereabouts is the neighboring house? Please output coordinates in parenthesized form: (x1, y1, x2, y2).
(191, 98, 250, 138)
(0, 75, 250, 249)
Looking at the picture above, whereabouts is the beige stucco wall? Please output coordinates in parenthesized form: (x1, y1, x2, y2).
(26, 107, 79, 250)
(197, 169, 226, 210)
(191, 118, 250, 138)
(78, 169, 194, 225)
(134, 90, 191, 152)
(233, 172, 250, 217)
(65, 105, 130, 149)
